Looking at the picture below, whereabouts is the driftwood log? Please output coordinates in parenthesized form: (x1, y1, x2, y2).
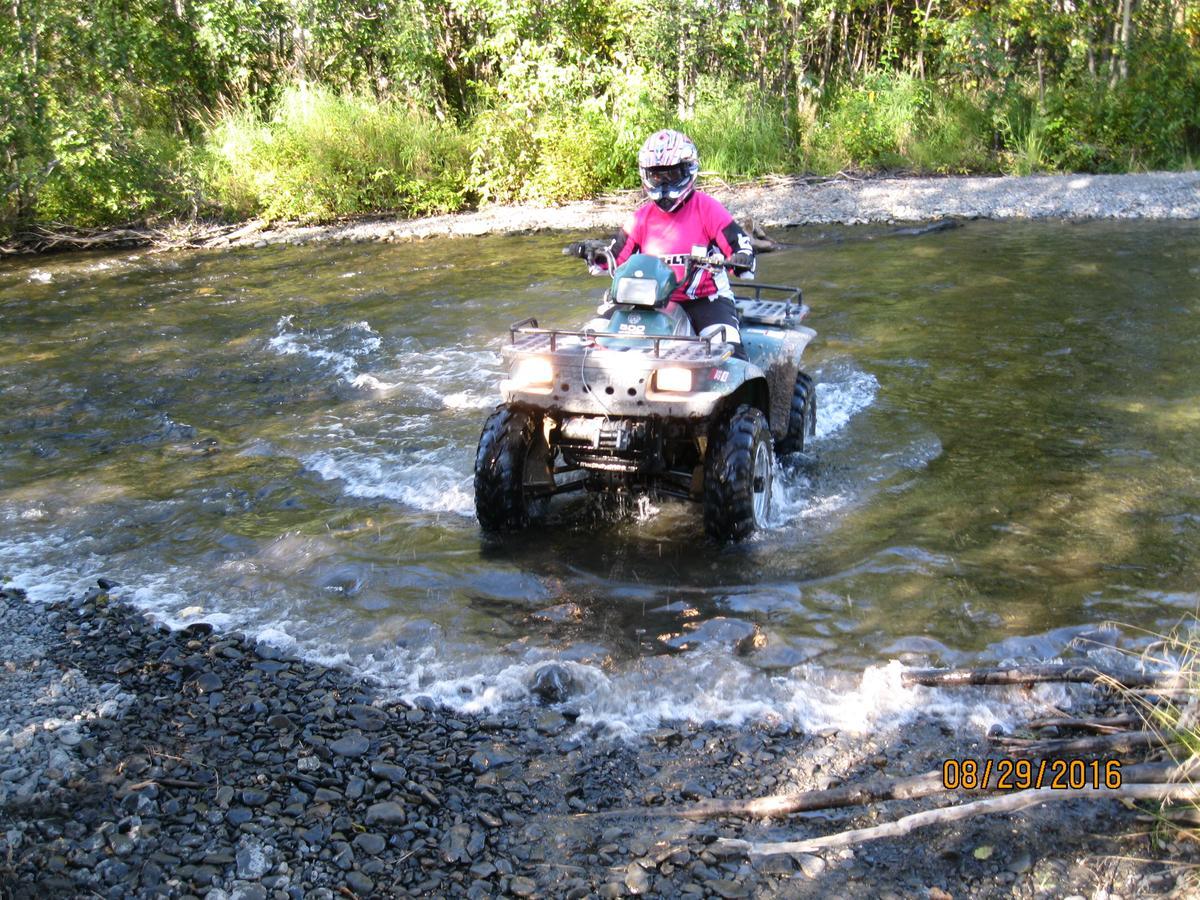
(901, 664, 1170, 689)
(990, 731, 1170, 756)
(715, 782, 1200, 857)
(590, 760, 1194, 823)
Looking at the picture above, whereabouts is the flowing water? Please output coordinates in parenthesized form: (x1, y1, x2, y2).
(2, 221, 1198, 734)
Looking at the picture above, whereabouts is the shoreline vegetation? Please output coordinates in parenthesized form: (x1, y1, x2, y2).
(4, 1, 1198, 251)
(3, 170, 1200, 258)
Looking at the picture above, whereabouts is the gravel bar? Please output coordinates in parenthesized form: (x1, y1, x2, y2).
(1, 583, 1195, 898)
(215, 171, 1200, 251)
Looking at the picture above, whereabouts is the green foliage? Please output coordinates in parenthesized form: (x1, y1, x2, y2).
(37, 125, 200, 226)
(994, 90, 1051, 175)
(3, 0, 1199, 236)
(684, 81, 798, 178)
(1043, 36, 1200, 172)
(810, 72, 932, 171)
(203, 85, 470, 221)
(907, 91, 992, 174)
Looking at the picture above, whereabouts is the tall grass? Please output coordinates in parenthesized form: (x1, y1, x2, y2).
(807, 71, 931, 172)
(202, 84, 471, 222)
(1110, 617, 1200, 847)
(684, 82, 798, 178)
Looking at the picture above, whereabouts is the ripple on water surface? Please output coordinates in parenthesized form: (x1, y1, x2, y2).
(2, 221, 1199, 735)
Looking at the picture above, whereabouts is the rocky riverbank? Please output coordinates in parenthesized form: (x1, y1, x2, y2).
(1, 583, 1195, 899)
(4, 171, 1198, 257)
(199, 171, 1200, 252)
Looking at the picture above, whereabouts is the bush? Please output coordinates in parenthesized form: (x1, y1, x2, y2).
(526, 108, 623, 203)
(1043, 37, 1200, 172)
(33, 113, 200, 228)
(683, 81, 798, 178)
(908, 89, 992, 174)
(203, 85, 471, 221)
(809, 71, 932, 171)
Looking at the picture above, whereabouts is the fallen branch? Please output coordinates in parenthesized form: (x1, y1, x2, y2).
(1027, 714, 1141, 733)
(990, 731, 1169, 756)
(716, 783, 1200, 857)
(588, 761, 1193, 822)
(902, 664, 1168, 689)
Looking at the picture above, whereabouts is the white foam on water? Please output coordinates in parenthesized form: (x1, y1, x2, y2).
(352, 641, 1076, 741)
(0, 521, 1113, 744)
(267, 316, 382, 384)
(255, 626, 299, 654)
(769, 364, 879, 526)
(441, 391, 496, 410)
(28, 270, 52, 284)
(350, 373, 402, 392)
(302, 449, 474, 515)
(114, 572, 240, 631)
(813, 367, 879, 440)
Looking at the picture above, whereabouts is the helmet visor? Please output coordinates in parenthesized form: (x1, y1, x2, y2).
(641, 163, 695, 196)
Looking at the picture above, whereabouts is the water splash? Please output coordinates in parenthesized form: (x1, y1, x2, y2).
(267, 316, 382, 383)
(302, 449, 474, 515)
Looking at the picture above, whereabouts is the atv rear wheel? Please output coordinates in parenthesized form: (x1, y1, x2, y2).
(474, 405, 552, 531)
(776, 371, 817, 455)
(703, 405, 774, 542)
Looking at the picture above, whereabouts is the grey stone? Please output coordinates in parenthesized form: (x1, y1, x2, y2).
(509, 876, 538, 897)
(226, 807, 254, 826)
(364, 801, 406, 825)
(195, 672, 223, 693)
(468, 745, 516, 774)
(353, 833, 386, 856)
(328, 731, 369, 757)
(625, 862, 651, 894)
(1009, 851, 1033, 874)
(796, 854, 826, 879)
(241, 789, 269, 807)
(368, 761, 406, 783)
(529, 664, 575, 704)
(344, 872, 374, 895)
(707, 880, 751, 899)
(236, 842, 272, 880)
(469, 861, 497, 879)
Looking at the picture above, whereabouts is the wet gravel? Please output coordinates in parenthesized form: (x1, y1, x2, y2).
(1, 582, 1195, 898)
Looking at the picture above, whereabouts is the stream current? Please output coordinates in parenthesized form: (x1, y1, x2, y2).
(2, 220, 1198, 734)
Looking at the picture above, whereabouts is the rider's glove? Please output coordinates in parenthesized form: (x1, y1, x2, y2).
(727, 251, 756, 273)
(728, 251, 756, 280)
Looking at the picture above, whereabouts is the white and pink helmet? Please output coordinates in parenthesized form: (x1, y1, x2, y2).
(638, 129, 699, 212)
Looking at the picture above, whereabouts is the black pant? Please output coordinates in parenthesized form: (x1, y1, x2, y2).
(684, 295, 746, 359)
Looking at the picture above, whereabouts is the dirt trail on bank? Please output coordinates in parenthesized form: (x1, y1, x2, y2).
(217, 171, 1200, 251)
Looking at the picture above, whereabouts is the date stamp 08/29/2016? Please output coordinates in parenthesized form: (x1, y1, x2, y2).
(941, 758, 1124, 791)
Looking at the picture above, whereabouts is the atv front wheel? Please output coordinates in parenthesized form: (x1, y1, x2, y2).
(474, 405, 552, 531)
(704, 405, 774, 542)
(776, 370, 817, 455)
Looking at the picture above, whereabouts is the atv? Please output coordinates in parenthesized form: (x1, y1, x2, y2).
(473, 245, 816, 542)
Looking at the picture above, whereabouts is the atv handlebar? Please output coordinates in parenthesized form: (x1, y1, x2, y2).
(562, 244, 751, 276)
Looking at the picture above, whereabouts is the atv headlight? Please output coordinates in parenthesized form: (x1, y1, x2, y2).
(512, 356, 554, 387)
(655, 366, 692, 393)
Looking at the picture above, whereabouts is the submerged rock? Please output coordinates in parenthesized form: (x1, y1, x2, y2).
(529, 663, 576, 704)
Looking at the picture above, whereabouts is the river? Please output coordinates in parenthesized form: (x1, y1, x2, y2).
(2, 220, 1197, 734)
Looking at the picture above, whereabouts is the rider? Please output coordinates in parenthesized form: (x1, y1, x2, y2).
(566, 129, 756, 358)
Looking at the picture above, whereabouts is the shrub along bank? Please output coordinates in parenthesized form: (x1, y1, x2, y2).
(2, 0, 1198, 237)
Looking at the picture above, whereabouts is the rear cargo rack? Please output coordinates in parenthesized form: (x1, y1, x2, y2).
(732, 283, 808, 327)
(508, 320, 715, 360)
